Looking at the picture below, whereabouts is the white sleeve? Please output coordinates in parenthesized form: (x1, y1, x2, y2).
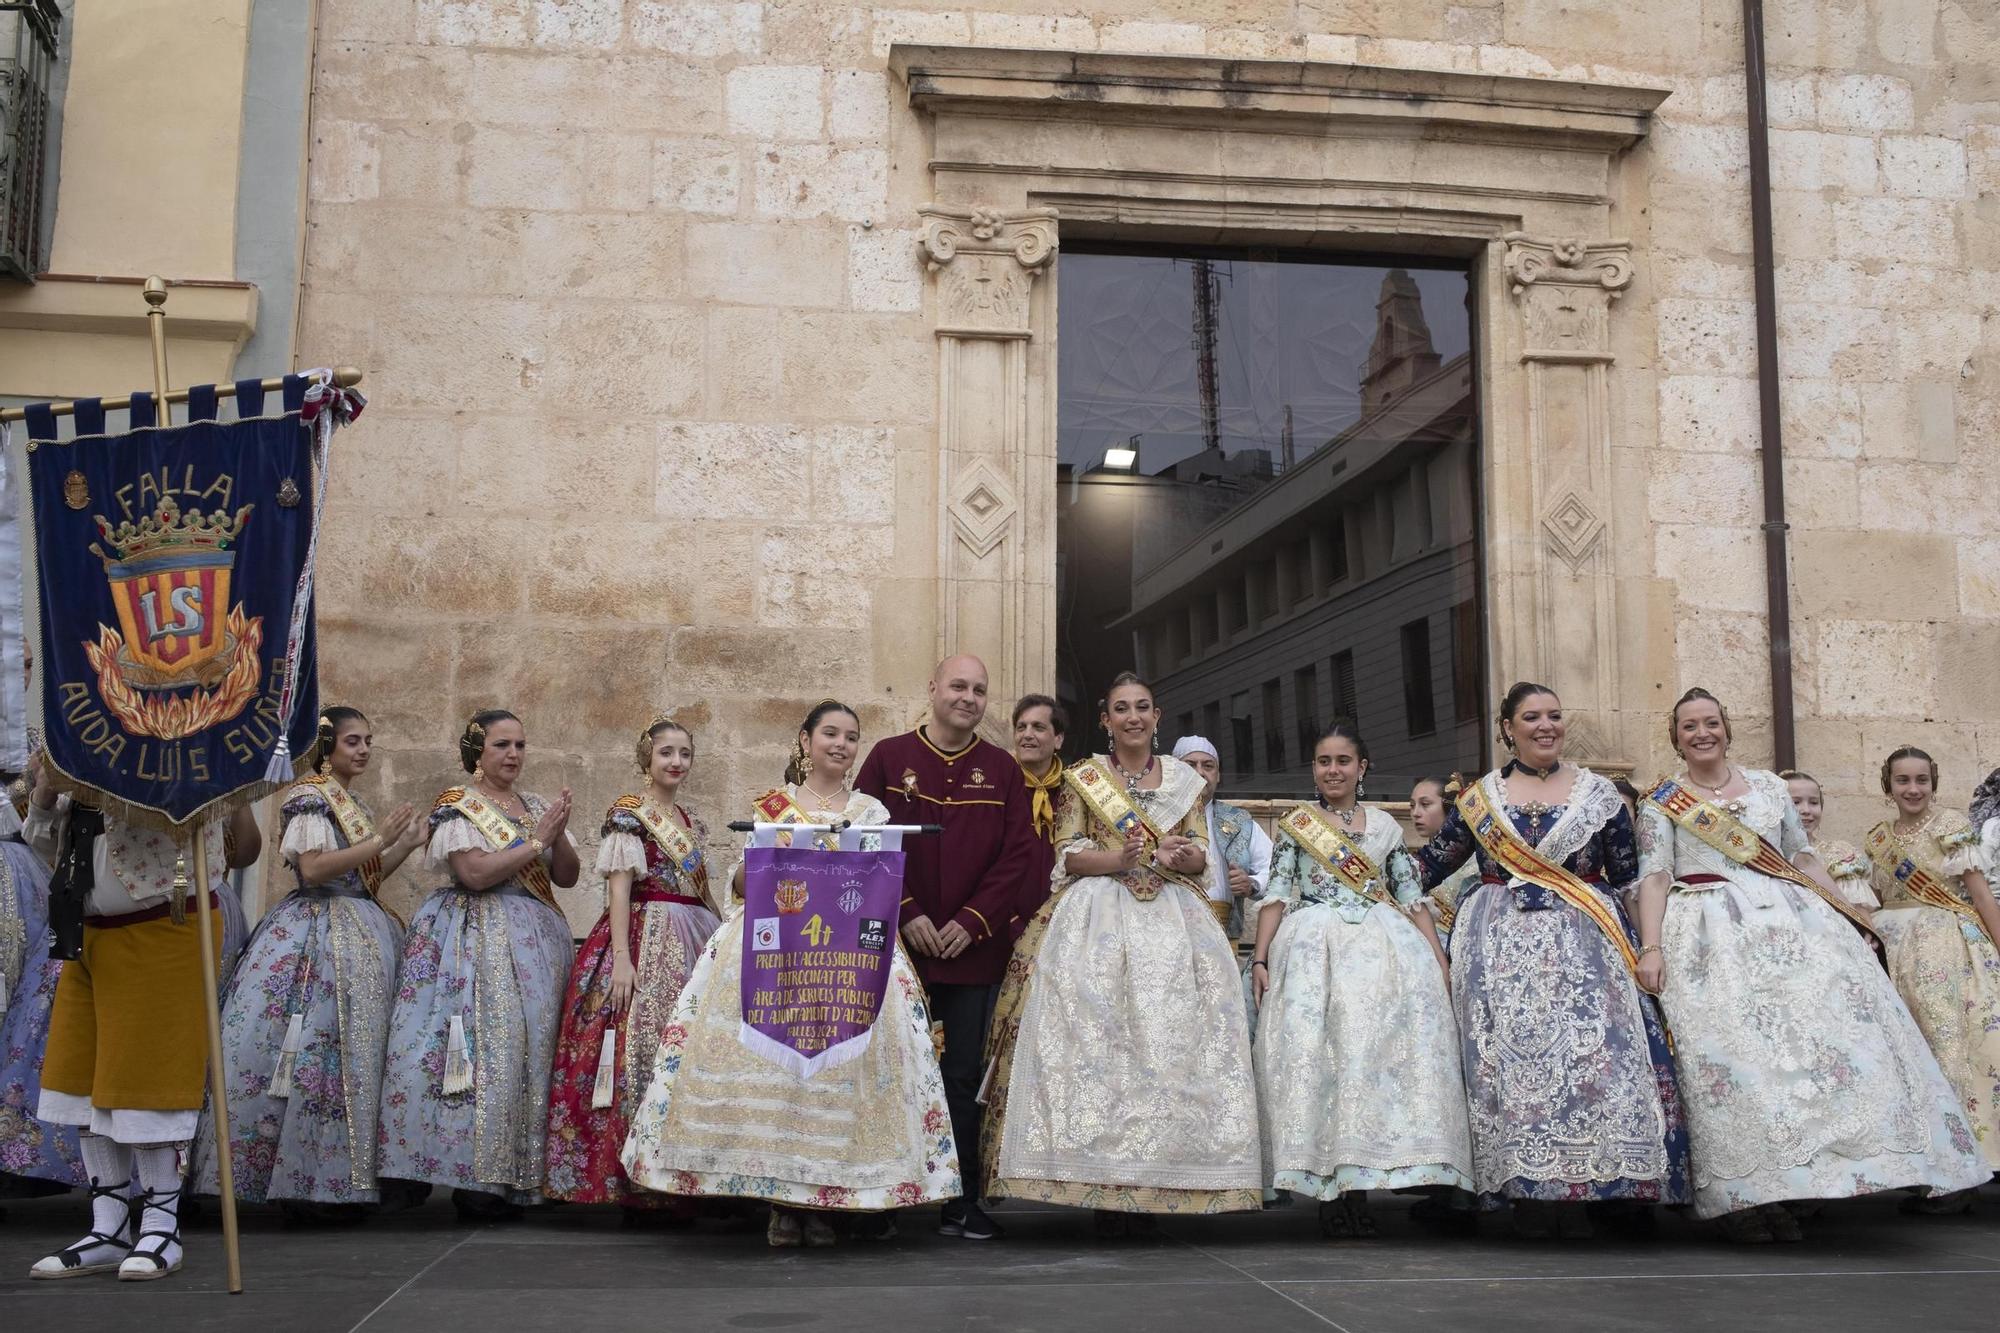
(21, 792, 68, 864)
(1247, 820, 1274, 897)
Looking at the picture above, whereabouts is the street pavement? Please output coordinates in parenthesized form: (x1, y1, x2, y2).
(5, 1188, 2000, 1332)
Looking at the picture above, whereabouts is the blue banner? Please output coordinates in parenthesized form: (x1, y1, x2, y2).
(18, 378, 319, 825)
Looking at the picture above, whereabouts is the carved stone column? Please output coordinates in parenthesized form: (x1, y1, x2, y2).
(1502, 233, 1634, 764)
(918, 204, 1059, 712)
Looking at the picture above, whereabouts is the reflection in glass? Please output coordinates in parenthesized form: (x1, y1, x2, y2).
(1054, 250, 1485, 801)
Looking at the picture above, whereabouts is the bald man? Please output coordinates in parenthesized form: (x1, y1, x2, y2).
(856, 655, 1036, 1242)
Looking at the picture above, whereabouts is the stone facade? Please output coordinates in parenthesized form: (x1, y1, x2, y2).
(295, 0, 2000, 929)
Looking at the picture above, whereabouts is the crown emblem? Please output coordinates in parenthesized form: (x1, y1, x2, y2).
(775, 879, 809, 914)
(90, 495, 253, 569)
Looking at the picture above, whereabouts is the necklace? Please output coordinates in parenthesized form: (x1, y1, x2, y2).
(800, 779, 847, 809)
(1686, 765, 1736, 799)
(474, 783, 525, 818)
(1892, 807, 1938, 839)
(1320, 798, 1360, 828)
(1112, 754, 1155, 791)
(1507, 758, 1560, 780)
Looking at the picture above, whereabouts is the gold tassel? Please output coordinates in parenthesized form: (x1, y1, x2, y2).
(443, 1013, 473, 1095)
(589, 1027, 618, 1110)
(267, 1013, 304, 1098)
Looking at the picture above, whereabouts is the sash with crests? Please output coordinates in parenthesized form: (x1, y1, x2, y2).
(616, 794, 710, 904)
(1649, 779, 1884, 954)
(300, 772, 383, 895)
(1456, 780, 1639, 974)
(12, 380, 321, 825)
(1066, 758, 1206, 896)
(436, 787, 556, 910)
(1864, 823, 1996, 948)
(753, 787, 841, 851)
(738, 842, 904, 1078)
(1279, 804, 1397, 909)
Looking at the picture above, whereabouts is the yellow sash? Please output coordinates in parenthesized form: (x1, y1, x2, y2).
(1278, 804, 1397, 909)
(1066, 758, 1207, 895)
(1456, 780, 1639, 974)
(1865, 824, 1995, 946)
(619, 795, 711, 903)
(752, 787, 840, 851)
(300, 774, 383, 898)
(1649, 779, 1884, 952)
(436, 787, 557, 910)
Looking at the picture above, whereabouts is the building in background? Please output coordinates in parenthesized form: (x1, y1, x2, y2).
(3, 1, 1995, 927)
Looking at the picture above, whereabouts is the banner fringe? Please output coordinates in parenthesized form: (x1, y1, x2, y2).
(736, 1021, 875, 1081)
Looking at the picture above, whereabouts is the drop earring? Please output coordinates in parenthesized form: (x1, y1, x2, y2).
(473, 762, 485, 783)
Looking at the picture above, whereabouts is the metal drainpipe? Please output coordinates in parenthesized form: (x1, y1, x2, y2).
(1741, 0, 1796, 769)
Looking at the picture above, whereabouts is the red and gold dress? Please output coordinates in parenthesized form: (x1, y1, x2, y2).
(544, 798, 720, 1205)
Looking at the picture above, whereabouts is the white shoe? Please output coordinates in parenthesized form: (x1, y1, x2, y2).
(29, 1181, 133, 1279)
(117, 1184, 183, 1282)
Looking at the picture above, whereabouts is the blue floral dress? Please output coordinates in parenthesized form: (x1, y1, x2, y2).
(0, 821, 83, 1188)
(193, 779, 404, 1203)
(1415, 766, 1691, 1206)
(377, 791, 575, 1203)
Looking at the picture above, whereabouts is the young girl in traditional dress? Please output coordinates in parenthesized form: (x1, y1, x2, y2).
(984, 672, 1261, 1236)
(195, 708, 424, 1221)
(1408, 776, 1472, 955)
(1633, 692, 1983, 1241)
(377, 710, 578, 1221)
(1251, 724, 1470, 1238)
(1784, 770, 1877, 909)
(621, 701, 958, 1249)
(1413, 681, 1689, 1239)
(1864, 746, 2000, 1202)
(545, 716, 721, 1218)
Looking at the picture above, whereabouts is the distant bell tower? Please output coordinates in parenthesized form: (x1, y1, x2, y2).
(1361, 269, 1441, 416)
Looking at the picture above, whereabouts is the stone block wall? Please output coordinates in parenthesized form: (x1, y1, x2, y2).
(297, 0, 1999, 927)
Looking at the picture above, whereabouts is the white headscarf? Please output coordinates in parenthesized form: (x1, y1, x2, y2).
(1172, 736, 1218, 763)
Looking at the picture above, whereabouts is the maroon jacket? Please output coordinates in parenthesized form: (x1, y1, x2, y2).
(856, 727, 1038, 986)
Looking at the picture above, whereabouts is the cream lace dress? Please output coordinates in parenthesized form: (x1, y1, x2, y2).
(1638, 770, 1985, 1216)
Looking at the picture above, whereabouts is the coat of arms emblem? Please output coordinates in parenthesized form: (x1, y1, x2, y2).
(84, 494, 263, 739)
(774, 879, 810, 914)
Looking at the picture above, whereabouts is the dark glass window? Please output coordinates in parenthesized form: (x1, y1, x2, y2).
(1053, 247, 1485, 797)
(1401, 618, 1436, 739)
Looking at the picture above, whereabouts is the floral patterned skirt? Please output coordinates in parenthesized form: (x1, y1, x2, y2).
(0, 840, 82, 1187)
(619, 914, 959, 1210)
(377, 887, 574, 1203)
(1659, 876, 1986, 1217)
(192, 889, 402, 1203)
(1453, 881, 1691, 1205)
(1256, 901, 1473, 1199)
(544, 898, 718, 1205)
(984, 877, 1263, 1214)
(1876, 903, 2000, 1169)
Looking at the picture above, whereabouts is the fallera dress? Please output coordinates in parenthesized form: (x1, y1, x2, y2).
(193, 778, 404, 1204)
(620, 787, 959, 1211)
(1866, 808, 2000, 1168)
(984, 755, 1262, 1214)
(544, 798, 720, 1206)
(1414, 765, 1691, 1206)
(376, 789, 575, 1203)
(1253, 803, 1473, 1200)
(1638, 770, 1985, 1217)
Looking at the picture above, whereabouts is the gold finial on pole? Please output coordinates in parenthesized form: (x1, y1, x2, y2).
(143, 275, 172, 427)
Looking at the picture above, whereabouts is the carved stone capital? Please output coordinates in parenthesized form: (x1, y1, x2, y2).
(1503, 233, 1634, 361)
(919, 204, 1060, 338)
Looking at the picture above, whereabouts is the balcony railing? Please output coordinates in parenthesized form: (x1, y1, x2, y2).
(0, 0, 60, 283)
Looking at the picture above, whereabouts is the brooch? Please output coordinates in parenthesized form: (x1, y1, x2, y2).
(277, 477, 301, 507)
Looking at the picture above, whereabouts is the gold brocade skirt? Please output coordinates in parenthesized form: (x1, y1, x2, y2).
(982, 874, 1263, 1214)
